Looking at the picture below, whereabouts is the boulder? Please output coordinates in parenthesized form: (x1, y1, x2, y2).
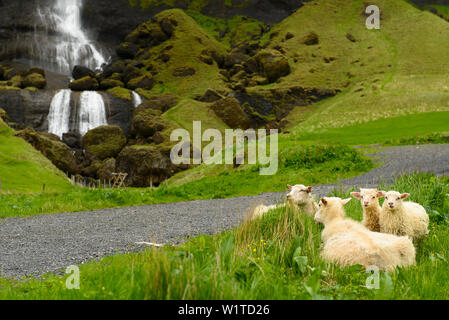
(62, 132, 82, 149)
(100, 78, 125, 90)
(126, 74, 154, 90)
(69, 76, 99, 91)
(15, 127, 78, 175)
(255, 49, 291, 83)
(131, 108, 167, 138)
(116, 42, 139, 59)
(224, 52, 250, 69)
(82, 125, 127, 160)
(72, 65, 95, 80)
(116, 145, 174, 187)
(98, 158, 117, 181)
(137, 94, 178, 112)
(27, 67, 45, 77)
(210, 97, 252, 129)
(22, 73, 47, 89)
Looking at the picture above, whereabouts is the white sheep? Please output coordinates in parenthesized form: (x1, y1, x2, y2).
(315, 197, 416, 271)
(351, 188, 383, 232)
(379, 191, 429, 241)
(251, 184, 319, 220)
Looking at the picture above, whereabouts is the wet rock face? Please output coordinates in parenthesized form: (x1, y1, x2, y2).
(0, 89, 135, 135)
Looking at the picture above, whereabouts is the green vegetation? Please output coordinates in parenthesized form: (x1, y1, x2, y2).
(0, 143, 372, 218)
(0, 118, 72, 194)
(2, 173, 448, 300)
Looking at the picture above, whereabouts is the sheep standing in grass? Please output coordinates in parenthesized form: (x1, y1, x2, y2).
(351, 188, 383, 232)
(315, 197, 416, 271)
(379, 191, 429, 241)
(251, 184, 318, 220)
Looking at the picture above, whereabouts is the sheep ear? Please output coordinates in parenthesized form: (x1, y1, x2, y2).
(341, 198, 352, 206)
(306, 186, 312, 193)
(401, 193, 409, 199)
(351, 192, 361, 199)
(377, 191, 386, 198)
(320, 198, 328, 206)
(287, 184, 293, 190)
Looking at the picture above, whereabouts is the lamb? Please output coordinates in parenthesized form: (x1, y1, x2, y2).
(251, 184, 318, 220)
(351, 188, 383, 232)
(379, 191, 429, 241)
(315, 197, 416, 271)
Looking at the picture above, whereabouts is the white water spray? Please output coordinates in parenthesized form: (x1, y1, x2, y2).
(48, 89, 72, 138)
(78, 91, 107, 136)
(36, 0, 107, 75)
(132, 91, 143, 108)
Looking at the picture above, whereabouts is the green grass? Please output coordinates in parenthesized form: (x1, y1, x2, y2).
(1, 173, 448, 300)
(290, 111, 449, 145)
(0, 119, 72, 194)
(0, 143, 372, 218)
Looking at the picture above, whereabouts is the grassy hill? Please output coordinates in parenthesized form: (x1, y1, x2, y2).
(0, 118, 72, 193)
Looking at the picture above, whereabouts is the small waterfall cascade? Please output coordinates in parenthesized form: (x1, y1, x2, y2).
(78, 91, 107, 136)
(48, 89, 72, 138)
(47, 90, 108, 137)
(132, 91, 143, 108)
(35, 0, 107, 75)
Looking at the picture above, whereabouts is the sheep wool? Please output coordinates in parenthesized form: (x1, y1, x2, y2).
(315, 197, 416, 271)
(380, 191, 429, 241)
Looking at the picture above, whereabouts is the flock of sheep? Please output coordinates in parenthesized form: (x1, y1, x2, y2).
(252, 185, 430, 271)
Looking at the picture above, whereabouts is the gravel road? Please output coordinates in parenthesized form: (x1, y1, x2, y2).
(1, 144, 448, 278)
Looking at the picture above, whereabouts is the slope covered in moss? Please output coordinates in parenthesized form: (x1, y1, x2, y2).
(0, 118, 72, 193)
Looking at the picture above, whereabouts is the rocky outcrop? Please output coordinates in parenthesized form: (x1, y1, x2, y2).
(82, 125, 127, 160)
(15, 127, 78, 175)
(116, 145, 175, 187)
(210, 96, 252, 129)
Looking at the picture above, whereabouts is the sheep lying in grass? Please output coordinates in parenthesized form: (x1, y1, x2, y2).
(351, 188, 383, 232)
(315, 197, 416, 271)
(379, 191, 429, 241)
(251, 184, 318, 220)
(286, 184, 319, 216)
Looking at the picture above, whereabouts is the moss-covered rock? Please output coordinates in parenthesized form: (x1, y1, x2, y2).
(107, 87, 133, 101)
(210, 97, 252, 129)
(138, 93, 178, 112)
(98, 158, 117, 181)
(116, 144, 174, 187)
(82, 125, 127, 160)
(131, 108, 168, 138)
(72, 65, 95, 80)
(255, 49, 291, 83)
(100, 78, 125, 90)
(15, 127, 78, 174)
(23, 73, 47, 89)
(69, 76, 100, 91)
(126, 74, 154, 90)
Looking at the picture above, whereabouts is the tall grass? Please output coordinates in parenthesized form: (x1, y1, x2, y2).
(1, 173, 448, 300)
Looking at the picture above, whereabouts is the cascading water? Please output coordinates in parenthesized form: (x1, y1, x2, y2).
(36, 0, 107, 75)
(43, 0, 109, 138)
(78, 91, 107, 136)
(48, 89, 72, 138)
(132, 91, 143, 108)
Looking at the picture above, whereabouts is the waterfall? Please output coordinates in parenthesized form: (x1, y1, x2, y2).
(34, 0, 107, 75)
(78, 91, 107, 136)
(132, 91, 143, 108)
(48, 89, 72, 138)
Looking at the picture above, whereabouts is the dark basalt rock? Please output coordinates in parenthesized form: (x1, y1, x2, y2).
(72, 65, 95, 80)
